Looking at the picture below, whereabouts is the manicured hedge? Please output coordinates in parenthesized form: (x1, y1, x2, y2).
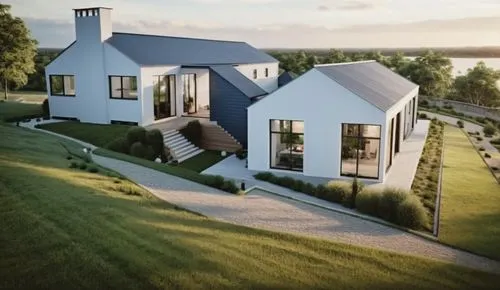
(179, 120, 202, 147)
(254, 172, 428, 229)
(106, 128, 166, 162)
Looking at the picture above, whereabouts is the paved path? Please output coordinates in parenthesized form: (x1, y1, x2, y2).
(93, 154, 500, 274)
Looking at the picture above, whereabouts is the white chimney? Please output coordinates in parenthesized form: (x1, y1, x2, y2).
(74, 7, 112, 44)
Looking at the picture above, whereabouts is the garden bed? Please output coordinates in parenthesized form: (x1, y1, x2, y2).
(410, 119, 444, 232)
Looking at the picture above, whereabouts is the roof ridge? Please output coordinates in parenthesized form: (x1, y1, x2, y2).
(111, 32, 246, 44)
(314, 60, 376, 67)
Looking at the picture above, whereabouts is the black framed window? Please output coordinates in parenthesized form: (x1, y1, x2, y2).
(341, 124, 381, 179)
(265, 68, 269, 77)
(153, 75, 176, 119)
(270, 119, 304, 172)
(253, 69, 258, 79)
(109, 76, 138, 100)
(50, 75, 75, 96)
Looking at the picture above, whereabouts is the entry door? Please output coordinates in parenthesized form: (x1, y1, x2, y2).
(395, 113, 401, 153)
(182, 74, 197, 114)
(154, 75, 176, 120)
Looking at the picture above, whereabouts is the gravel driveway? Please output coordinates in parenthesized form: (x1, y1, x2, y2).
(93, 154, 500, 274)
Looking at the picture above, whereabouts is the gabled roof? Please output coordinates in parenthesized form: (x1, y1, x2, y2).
(315, 61, 418, 111)
(278, 71, 297, 87)
(209, 65, 267, 98)
(106, 32, 277, 66)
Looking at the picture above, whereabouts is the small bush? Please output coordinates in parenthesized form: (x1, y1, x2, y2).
(254, 172, 274, 181)
(66, 155, 73, 160)
(221, 180, 240, 194)
(378, 188, 408, 223)
(476, 136, 483, 142)
(146, 129, 164, 157)
(396, 195, 428, 229)
(456, 120, 464, 128)
(130, 142, 148, 159)
(235, 149, 247, 160)
(479, 147, 486, 151)
(443, 104, 453, 110)
(355, 189, 382, 216)
(116, 185, 142, 196)
(211, 175, 225, 188)
(492, 166, 498, 171)
(325, 181, 352, 205)
(126, 127, 147, 145)
(303, 183, 316, 195)
(485, 153, 492, 159)
(179, 120, 202, 147)
(69, 161, 78, 169)
(419, 100, 429, 107)
(42, 99, 50, 116)
(292, 179, 305, 192)
(418, 113, 428, 119)
(78, 162, 88, 170)
(87, 165, 99, 173)
(475, 131, 481, 135)
(107, 137, 130, 154)
(483, 123, 496, 136)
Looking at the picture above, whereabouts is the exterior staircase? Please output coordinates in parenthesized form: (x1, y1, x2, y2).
(162, 129, 204, 163)
(201, 123, 243, 152)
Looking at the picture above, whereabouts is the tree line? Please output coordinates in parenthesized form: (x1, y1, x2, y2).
(270, 49, 500, 107)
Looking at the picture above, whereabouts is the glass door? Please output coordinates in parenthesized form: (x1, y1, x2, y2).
(182, 74, 197, 114)
(153, 75, 176, 120)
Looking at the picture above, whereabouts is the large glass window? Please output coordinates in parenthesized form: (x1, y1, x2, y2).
(153, 75, 176, 120)
(182, 74, 196, 114)
(341, 124, 381, 179)
(109, 76, 138, 100)
(270, 120, 304, 172)
(50, 75, 75, 96)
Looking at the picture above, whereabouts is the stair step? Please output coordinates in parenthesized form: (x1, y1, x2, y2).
(175, 144, 196, 156)
(162, 130, 178, 138)
(170, 139, 191, 151)
(164, 134, 184, 144)
(168, 137, 189, 148)
(177, 148, 205, 162)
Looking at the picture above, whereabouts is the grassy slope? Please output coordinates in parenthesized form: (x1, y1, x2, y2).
(440, 126, 500, 260)
(178, 150, 226, 172)
(0, 90, 47, 103)
(2, 124, 500, 289)
(0, 101, 43, 121)
(411, 120, 444, 231)
(39, 121, 132, 147)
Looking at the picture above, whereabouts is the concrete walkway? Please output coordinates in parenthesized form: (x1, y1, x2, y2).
(91, 154, 500, 273)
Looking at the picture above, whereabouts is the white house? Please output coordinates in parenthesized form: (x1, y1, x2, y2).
(247, 61, 419, 182)
(45, 7, 278, 147)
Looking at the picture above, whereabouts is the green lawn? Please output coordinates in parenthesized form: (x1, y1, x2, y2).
(2, 123, 500, 289)
(1, 90, 47, 103)
(0, 101, 43, 121)
(178, 150, 226, 172)
(411, 119, 444, 232)
(440, 126, 500, 260)
(39, 121, 132, 147)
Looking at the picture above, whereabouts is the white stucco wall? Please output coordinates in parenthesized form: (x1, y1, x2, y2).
(248, 69, 388, 182)
(180, 68, 210, 112)
(235, 62, 279, 93)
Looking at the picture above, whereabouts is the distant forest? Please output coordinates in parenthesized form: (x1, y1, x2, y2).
(265, 47, 500, 58)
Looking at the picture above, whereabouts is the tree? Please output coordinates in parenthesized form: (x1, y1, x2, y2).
(325, 49, 351, 63)
(449, 61, 500, 107)
(403, 50, 453, 98)
(364, 51, 388, 66)
(0, 4, 37, 99)
(387, 52, 409, 72)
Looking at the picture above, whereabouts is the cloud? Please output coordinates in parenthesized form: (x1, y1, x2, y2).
(318, 0, 378, 11)
(317, 5, 329, 11)
(24, 16, 500, 49)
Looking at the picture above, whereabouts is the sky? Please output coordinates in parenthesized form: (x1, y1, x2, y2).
(4, 0, 500, 48)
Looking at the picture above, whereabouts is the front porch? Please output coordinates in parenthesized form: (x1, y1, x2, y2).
(146, 116, 212, 132)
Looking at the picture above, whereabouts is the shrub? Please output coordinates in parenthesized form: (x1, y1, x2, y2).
(456, 120, 464, 128)
(69, 161, 78, 169)
(419, 100, 429, 107)
(479, 147, 486, 151)
(355, 189, 382, 216)
(146, 129, 164, 157)
(130, 141, 148, 159)
(325, 181, 352, 205)
(303, 183, 316, 195)
(483, 124, 496, 136)
(378, 188, 408, 223)
(475, 116, 486, 124)
(107, 137, 130, 154)
(418, 113, 428, 119)
(443, 104, 453, 110)
(292, 179, 305, 192)
(66, 155, 73, 160)
(87, 165, 99, 173)
(116, 185, 142, 196)
(42, 99, 50, 116)
(179, 120, 202, 147)
(221, 180, 240, 194)
(211, 175, 225, 188)
(235, 149, 247, 160)
(278, 176, 296, 188)
(485, 153, 492, 158)
(476, 136, 483, 142)
(78, 162, 88, 170)
(126, 127, 147, 145)
(396, 195, 428, 229)
(492, 166, 498, 171)
(254, 172, 274, 181)
(475, 131, 481, 135)
(203, 175, 241, 194)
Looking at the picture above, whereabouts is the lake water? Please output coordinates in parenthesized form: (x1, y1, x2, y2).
(407, 57, 500, 76)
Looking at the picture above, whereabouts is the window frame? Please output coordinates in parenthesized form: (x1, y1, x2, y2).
(49, 74, 76, 97)
(269, 119, 304, 172)
(265, 68, 269, 77)
(253, 69, 258, 79)
(108, 75, 138, 100)
(340, 123, 382, 179)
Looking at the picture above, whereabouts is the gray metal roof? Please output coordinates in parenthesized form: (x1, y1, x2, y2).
(210, 65, 267, 98)
(107, 32, 277, 66)
(278, 71, 297, 87)
(315, 61, 418, 111)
